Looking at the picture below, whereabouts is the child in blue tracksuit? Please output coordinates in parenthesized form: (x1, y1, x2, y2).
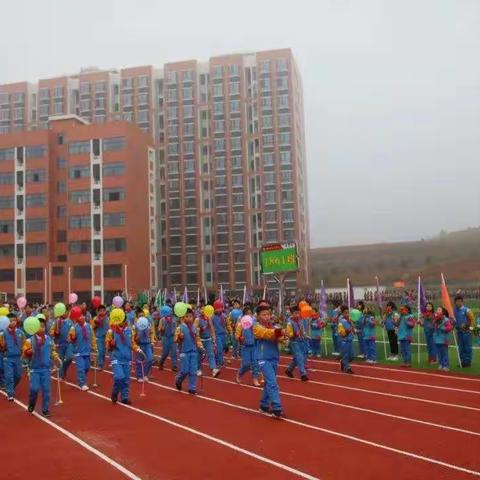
(23, 317, 61, 416)
(383, 301, 399, 360)
(50, 313, 73, 380)
(175, 308, 205, 395)
(125, 303, 136, 327)
(285, 305, 309, 381)
(338, 306, 354, 373)
(133, 315, 155, 382)
(91, 305, 109, 370)
(310, 309, 326, 358)
(158, 306, 178, 372)
(0, 314, 25, 401)
(106, 314, 144, 405)
(476, 315, 480, 347)
(397, 305, 415, 367)
(228, 307, 243, 359)
(329, 302, 341, 356)
(355, 301, 366, 358)
(420, 302, 437, 364)
(195, 310, 221, 377)
(253, 304, 285, 418)
(453, 295, 475, 368)
(235, 314, 260, 386)
(363, 307, 377, 364)
(212, 301, 228, 367)
(433, 307, 453, 371)
(69, 315, 97, 391)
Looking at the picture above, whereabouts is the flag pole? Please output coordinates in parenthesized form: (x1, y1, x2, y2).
(321, 280, 328, 357)
(417, 276, 421, 366)
(375, 276, 387, 360)
(441, 273, 462, 367)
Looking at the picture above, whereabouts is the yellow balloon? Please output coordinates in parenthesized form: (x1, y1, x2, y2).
(110, 308, 125, 326)
(203, 305, 214, 319)
(143, 308, 150, 317)
(0, 307, 9, 316)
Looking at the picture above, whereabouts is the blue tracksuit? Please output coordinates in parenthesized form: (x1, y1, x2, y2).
(422, 312, 437, 361)
(397, 314, 415, 364)
(212, 313, 227, 366)
(1, 327, 25, 398)
(27, 333, 55, 412)
(310, 317, 325, 357)
(286, 318, 307, 376)
(159, 315, 177, 369)
(339, 317, 354, 371)
(52, 317, 73, 379)
(329, 308, 340, 353)
(126, 310, 136, 327)
(92, 314, 109, 369)
(197, 316, 217, 371)
(237, 322, 259, 379)
(134, 319, 154, 379)
(70, 322, 94, 387)
(176, 323, 201, 392)
(433, 318, 452, 369)
(454, 306, 473, 366)
(363, 315, 377, 361)
(254, 323, 282, 412)
(108, 326, 134, 401)
(354, 313, 366, 356)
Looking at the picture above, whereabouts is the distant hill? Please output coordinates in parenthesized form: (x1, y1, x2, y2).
(309, 227, 480, 287)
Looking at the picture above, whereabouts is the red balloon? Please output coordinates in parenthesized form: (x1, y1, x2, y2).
(213, 300, 224, 311)
(92, 296, 101, 308)
(70, 306, 82, 321)
(300, 306, 313, 319)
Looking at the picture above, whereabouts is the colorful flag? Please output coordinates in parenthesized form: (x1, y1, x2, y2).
(417, 276, 427, 314)
(319, 280, 328, 318)
(441, 273, 454, 318)
(347, 278, 355, 309)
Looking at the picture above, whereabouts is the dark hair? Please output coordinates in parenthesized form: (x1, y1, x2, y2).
(340, 305, 349, 314)
(98, 305, 106, 310)
(186, 308, 193, 315)
(356, 301, 365, 311)
(454, 295, 463, 302)
(256, 305, 271, 315)
(441, 307, 449, 317)
(386, 301, 397, 310)
(290, 305, 300, 313)
(242, 306, 252, 315)
(332, 300, 341, 308)
(425, 302, 434, 311)
(7, 313, 17, 319)
(402, 305, 411, 314)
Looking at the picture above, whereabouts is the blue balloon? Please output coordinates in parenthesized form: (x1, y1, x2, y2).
(231, 309, 242, 321)
(0, 316, 9, 331)
(160, 305, 173, 317)
(136, 317, 149, 331)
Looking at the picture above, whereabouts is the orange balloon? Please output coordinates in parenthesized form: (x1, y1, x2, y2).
(299, 300, 308, 309)
(301, 306, 313, 319)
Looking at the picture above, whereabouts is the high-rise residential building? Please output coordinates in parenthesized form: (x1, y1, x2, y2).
(0, 116, 156, 303)
(0, 48, 309, 297)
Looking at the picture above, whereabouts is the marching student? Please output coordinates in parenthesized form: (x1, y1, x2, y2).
(174, 307, 205, 395)
(228, 307, 243, 360)
(133, 314, 155, 382)
(355, 301, 366, 359)
(235, 314, 260, 386)
(433, 307, 453, 371)
(363, 307, 377, 364)
(329, 300, 341, 356)
(338, 306, 354, 374)
(383, 301, 399, 360)
(68, 307, 97, 391)
(50, 309, 73, 380)
(419, 302, 437, 364)
(158, 305, 178, 372)
(211, 300, 228, 367)
(125, 302, 136, 327)
(309, 308, 326, 358)
(285, 305, 309, 381)
(397, 305, 415, 367)
(91, 305, 109, 370)
(253, 304, 285, 418)
(195, 307, 221, 378)
(22, 316, 61, 416)
(0, 313, 25, 401)
(453, 295, 475, 368)
(106, 309, 144, 405)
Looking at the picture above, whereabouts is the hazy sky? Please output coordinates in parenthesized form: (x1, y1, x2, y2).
(1, 0, 479, 247)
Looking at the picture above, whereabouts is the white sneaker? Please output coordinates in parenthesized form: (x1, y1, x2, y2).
(137, 378, 144, 383)
(366, 360, 374, 364)
(332, 352, 340, 357)
(143, 376, 149, 382)
(357, 354, 365, 359)
(391, 356, 399, 361)
(196, 369, 202, 377)
(81, 385, 89, 391)
(212, 368, 220, 378)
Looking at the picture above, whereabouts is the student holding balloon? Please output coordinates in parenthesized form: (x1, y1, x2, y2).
(91, 305, 109, 370)
(362, 307, 377, 364)
(309, 308, 326, 358)
(285, 305, 309, 381)
(211, 300, 228, 367)
(228, 307, 243, 360)
(235, 314, 261, 386)
(50, 303, 73, 380)
(338, 306, 354, 374)
(195, 304, 221, 377)
(158, 305, 178, 372)
(133, 314, 155, 382)
(397, 305, 416, 367)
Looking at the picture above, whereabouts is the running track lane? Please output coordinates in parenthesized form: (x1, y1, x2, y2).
(91, 368, 479, 479)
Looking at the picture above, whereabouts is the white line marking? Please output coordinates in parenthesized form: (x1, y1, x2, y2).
(0, 391, 141, 480)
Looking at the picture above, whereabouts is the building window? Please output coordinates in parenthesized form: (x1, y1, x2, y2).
(26, 268, 44, 281)
(26, 194, 47, 207)
(102, 163, 125, 176)
(69, 165, 90, 179)
(282, 210, 294, 223)
(212, 66, 223, 79)
(0, 148, 14, 161)
(233, 212, 244, 225)
(167, 71, 177, 84)
(103, 212, 125, 227)
(281, 170, 292, 183)
(262, 134, 274, 146)
(103, 137, 125, 151)
(214, 139, 225, 152)
(26, 243, 47, 256)
(232, 155, 242, 169)
(265, 191, 276, 204)
(103, 188, 125, 202)
(230, 118, 241, 132)
(0, 269, 14, 281)
(25, 169, 46, 183)
(232, 193, 243, 206)
(229, 100, 240, 113)
(80, 99, 90, 112)
(214, 120, 224, 133)
(52, 266, 64, 276)
(265, 210, 277, 223)
(57, 230, 67, 242)
(216, 176, 226, 188)
(213, 102, 224, 115)
(122, 94, 133, 106)
(184, 159, 195, 173)
(25, 145, 46, 158)
(261, 97, 272, 110)
(259, 60, 270, 73)
(260, 78, 271, 91)
(183, 105, 194, 118)
(168, 143, 179, 155)
(0, 173, 14, 185)
(53, 102, 64, 114)
(69, 215, 91, 229)
(231, 137, 241, 151)
(103, 238, 127, 252)
(57, 181, 66, 193)
(104, 264, 122, 278)
(137, 110, 149, 123)
(282, 190, 294, 202)
(280, 150, 291, 165)
(0, 245, 14, 257)
(183, 141, 194, 155)
(69, 190, 90, 204)
(278, 95, 289, 109)
(229, 82, 240, 95)
(277, 58, 288, 72)
(26, 218, 47, 232)
(215, 157, 225, 170)
(0, 196, 14, 209)
(277, 77, 289, 90)
(262, 115, 273, 129)
(69, 240, 90, 254)
(182, 87, 193, 100)
(69, 141, 90, 155)
(72, 265, 91, 279)
(279, 132, 291, 145)
(57, 205, 67, 218)
(123, 112, 134, 122)
(264, 172, 275, 185)
(232, 174, 243, 187)
(0, 220, 14, 234)
(263, 152, 275, 167)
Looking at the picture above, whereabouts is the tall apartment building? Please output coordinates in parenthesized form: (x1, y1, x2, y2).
(0, 48, 309, 296)
(0, 116, 156, 303)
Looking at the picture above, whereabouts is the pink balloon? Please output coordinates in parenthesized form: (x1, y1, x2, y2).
(112, 296, 124, 308)
(68, 292, 78, 305)
(17, 296, 27, 309)
(240, 315, 253, 330)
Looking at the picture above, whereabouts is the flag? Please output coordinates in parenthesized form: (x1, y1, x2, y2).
(242, 285, 247, 305)
(173, 287, 177, 303)
(203, 286, 207, 304)
(154, 289, 162, 307)
(441, 273, 454, 318)
(183, 286, 188, 303)
(219, 284, 224, 303)
(375, 276, 383, 312)
(196, 288, 200, 306)
(319, 280, 328, 318)
(347, 278, 355, 309)
(417, 276, 427, 315)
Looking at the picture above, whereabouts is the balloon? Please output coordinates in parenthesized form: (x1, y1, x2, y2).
(36, 313, 46, 321)
(298, 300, 308, 310)
(203, 305, 214, 319)
(0, 316, 9, 331)
(136, 317, 149, 331)
(110, 308, 125, 325)
(160, 305, 173, 317)
(54, 302, 66, 318)
(0, 307, 8, 317)
(92, 296, 101, 309)
(112, 296, 124, 308)
(300, 306, 313, 319)
(350, 308, 362, 322)
(17, 296, 27, 309)
(69, 306, 82, 321)
(68, 292, 78, 305)
(213, 300, 224, 311)
(231, 309, 242, 322)
(240, 315, 253, 329)
(24, 316, 40, 335)
(143, 308, 150, 317)
(174, 302, 188, 318)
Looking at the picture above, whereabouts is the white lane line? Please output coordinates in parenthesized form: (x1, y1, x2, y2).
(0, 391, 142, 480)
(61, 378, 319, 480)
(95, 369, 480, 478)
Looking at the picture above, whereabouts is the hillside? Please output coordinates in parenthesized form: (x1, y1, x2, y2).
(309, 227, 480, 287)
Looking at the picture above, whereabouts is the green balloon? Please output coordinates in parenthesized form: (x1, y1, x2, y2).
(174, 302, 188, 318)
(349, 308, 362, 322)
(24, 316, 41, 336)
(54, 302, 66, 318)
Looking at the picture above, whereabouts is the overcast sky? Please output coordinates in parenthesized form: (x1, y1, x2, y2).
(1, 0, 479, 247)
